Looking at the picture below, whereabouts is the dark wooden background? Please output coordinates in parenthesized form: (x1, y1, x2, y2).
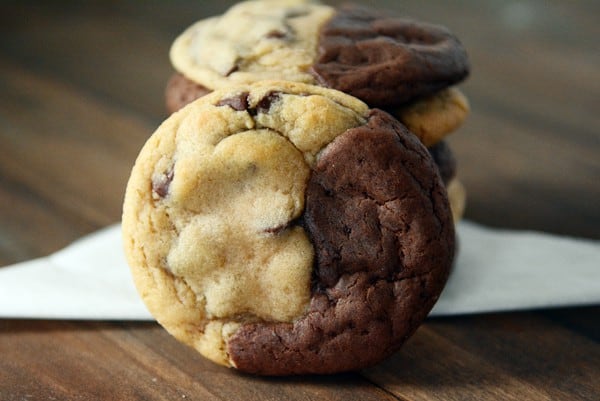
(1, 1, 598, 400)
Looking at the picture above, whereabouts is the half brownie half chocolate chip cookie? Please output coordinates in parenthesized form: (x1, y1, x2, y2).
(123, 81, 454, 375)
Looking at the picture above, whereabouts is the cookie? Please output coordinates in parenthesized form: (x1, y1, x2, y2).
(165, 73, 211, 116)
(397, 87, 470, 147)
(122, 81, 455, 375)
(169, 0, 469, 109)
(169, 0, 334, 90)
(167, 73, 469, 148)
(311, 4, 469, 108)
(447, 178, 467, 222)
(428, 140, 457, 185)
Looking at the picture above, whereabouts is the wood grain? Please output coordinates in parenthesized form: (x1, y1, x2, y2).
(0, 1, 598, 400)
(365, 313, 600, 401)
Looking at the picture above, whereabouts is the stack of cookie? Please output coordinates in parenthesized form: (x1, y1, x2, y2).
(123, 0, 470, 375)
(165, 0, 469, 221)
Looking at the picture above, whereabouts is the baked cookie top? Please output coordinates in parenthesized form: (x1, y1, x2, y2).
(170, 0, 469, 108)
(170, 0, 334, 88)
(122, 81, 454, 375)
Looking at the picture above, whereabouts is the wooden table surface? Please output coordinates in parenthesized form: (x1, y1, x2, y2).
(1, 0, 598, 399)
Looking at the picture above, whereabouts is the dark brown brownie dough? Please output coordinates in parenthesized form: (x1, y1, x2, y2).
(311, 5, 470, 108)
(227, 110, 455, 375)
(165, 72, 212, 114)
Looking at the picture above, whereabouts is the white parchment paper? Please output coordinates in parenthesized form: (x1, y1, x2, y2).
(0, 221, 598, 320)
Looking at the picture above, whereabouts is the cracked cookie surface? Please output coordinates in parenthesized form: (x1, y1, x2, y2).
(123, 81, 454, 374)
(228, 109, 454, 375)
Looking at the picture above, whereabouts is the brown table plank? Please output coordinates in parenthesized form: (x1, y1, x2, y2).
(0, 320, 398, 401)
(364, 313, 600, 401)
(0, 1, 598, 400)
(0, 57, 152, 261)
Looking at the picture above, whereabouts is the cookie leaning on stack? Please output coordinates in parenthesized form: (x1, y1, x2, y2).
(165, 0, 470, 221)
(122, 81, 455, 375)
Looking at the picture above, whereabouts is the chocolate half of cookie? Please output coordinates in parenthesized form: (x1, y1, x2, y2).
(311, 4, 470, 108)
(228, 110, 455, 375)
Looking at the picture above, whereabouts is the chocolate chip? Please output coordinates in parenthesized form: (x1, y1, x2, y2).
(152, 168, 174, 198)
(256, 91, 282, 113)
(216, 91, 281, 114)
(263, 215, 303, 236)
(224, 64, 239, 77)
(216, 92, 250, 111)
(285, 9, 309, 18)
(263, 223, 288, 235)
(265, 30, 288, 39)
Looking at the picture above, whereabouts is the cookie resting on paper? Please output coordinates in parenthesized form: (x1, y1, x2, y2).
(122, 81, 455, 375)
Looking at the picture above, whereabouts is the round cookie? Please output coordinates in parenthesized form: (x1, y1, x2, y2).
(169, 0, 469, 109)
(123, 81, 455, 375)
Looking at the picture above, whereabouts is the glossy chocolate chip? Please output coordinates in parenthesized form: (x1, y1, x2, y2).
(152, 168, 174, 198)
(216, 92, 250, 111)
